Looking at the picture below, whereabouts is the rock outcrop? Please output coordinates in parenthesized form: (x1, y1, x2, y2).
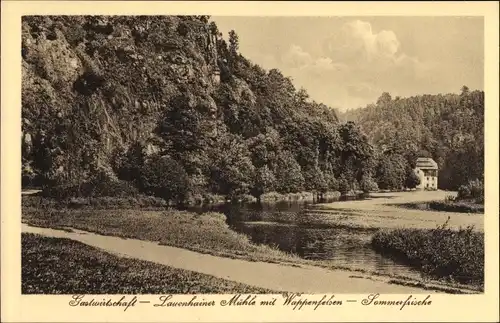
(22, 16, 221, 184)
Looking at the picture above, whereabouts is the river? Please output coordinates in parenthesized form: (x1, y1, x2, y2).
(187, 198, 422, 279)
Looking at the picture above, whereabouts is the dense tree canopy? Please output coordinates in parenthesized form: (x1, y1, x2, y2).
(22, 16, 482, 203)
(341, 88, 484, 190)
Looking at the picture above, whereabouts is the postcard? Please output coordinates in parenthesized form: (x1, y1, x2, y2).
(2, 1, 499, 322)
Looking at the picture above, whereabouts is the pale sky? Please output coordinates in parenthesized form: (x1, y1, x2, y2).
(212, 16, 484, 111)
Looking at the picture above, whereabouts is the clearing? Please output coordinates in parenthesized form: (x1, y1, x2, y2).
(316, 191, 483, 231)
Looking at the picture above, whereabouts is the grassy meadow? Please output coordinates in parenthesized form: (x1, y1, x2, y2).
(22, 188, 485, 293)
(22, 207, 301, 265)
(22, 233, 275, 294)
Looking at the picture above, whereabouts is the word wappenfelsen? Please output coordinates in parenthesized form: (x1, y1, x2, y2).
(68, 293, 432, 312)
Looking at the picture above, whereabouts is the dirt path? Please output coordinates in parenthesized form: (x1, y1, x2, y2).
(23, 223, 443, 294)
(316, 191, 484, 231)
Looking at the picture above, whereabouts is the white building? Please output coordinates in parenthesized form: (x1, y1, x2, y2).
(414, 157, 438, 190)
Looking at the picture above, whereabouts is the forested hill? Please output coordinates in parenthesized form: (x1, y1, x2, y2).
(339, 89, 484, 190)
(21, 16, 481, 203)
(21, 15, 373, 203)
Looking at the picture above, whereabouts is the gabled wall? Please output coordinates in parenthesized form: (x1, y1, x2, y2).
(415, 168, 438, 190)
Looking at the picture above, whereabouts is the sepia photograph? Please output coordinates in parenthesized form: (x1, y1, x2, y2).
(18, 14, 487, 297)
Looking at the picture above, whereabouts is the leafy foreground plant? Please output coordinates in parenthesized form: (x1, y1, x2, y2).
(22, 233, 276, 294)
(371, 218, 484, 286)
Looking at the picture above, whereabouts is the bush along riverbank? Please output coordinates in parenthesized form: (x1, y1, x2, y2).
(427, 200, 483, 213)
(397, 201, 484, 214)
(371, 218, 484, 286)
(395, 179, 484, 214)
(23, 198, 484, 293)
(430, 180, 484, 214)
(22, 187, 345, 210)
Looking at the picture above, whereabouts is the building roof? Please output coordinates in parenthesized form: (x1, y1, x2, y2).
(416, 157, 438, 170)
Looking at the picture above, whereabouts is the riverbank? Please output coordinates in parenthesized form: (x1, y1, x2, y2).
(315, 191, 484, 231)
(396, 200, 484, 214)
(21, 190, 344, 211)
(22, 224, 474, 294)
(22, 208, 300, 265)
(372, 224, 484, 286)
(22, 203, 482, 293)
(22, 233, 274, 294)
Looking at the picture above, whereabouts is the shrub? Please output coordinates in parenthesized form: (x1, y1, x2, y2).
(22, 195, 58, 209)
(202, 193, 225, 204)
(469, 180, 484, 199)
(112, 142, 145, 184)
(68, 197, 88, 208)
(324, 172, 339, 191)
(23, 194, 170, 210)
(338, 177, 350, 194)
(428, 201, 484, 214)
(405, 170, 421, 189)
(444, 194, 456, 203)
(42, 182, 95, 199)
(91, 178, 139, 198)
(260, 191, 283, 201)
(372, 220, 484, 285)
(457, 185, 471, 200)
(22, 165, 41, 188)
(136, 196, 168, 208)
(360, 175, 379, 193)
(324, 191, 341, 199)
(457, 179, 484, 202)
(41, 178, 138, 199)
(139, 154, 190, 204)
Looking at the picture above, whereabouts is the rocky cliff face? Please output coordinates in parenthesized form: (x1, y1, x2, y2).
(22, 16, 355, 201)
(22, 16, 221, 184)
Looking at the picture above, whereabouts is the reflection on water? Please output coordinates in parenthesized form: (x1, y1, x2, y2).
(186, 198, 421, 279)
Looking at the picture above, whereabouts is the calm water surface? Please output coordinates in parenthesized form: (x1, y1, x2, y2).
(188, 198, 421, 279)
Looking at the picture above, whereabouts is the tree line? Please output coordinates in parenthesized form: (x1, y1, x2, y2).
(341, 86, 484, 191)
(21, 16, 483, 205)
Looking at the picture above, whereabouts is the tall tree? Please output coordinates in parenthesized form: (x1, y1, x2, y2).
(228, 30, 239, 56)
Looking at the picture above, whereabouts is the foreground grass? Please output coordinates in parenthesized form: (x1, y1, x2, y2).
(396, 201, 484, 214)
(22, 207, 301, 265)
(23, 206, 483, 293)
(22, 233, 276, 294)
(371, 220, 484, 286)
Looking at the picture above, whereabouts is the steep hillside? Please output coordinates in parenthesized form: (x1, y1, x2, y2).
(340, 89, 484, 190)
(22, 16, 376, 203)
(22, 16, 219, 183)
